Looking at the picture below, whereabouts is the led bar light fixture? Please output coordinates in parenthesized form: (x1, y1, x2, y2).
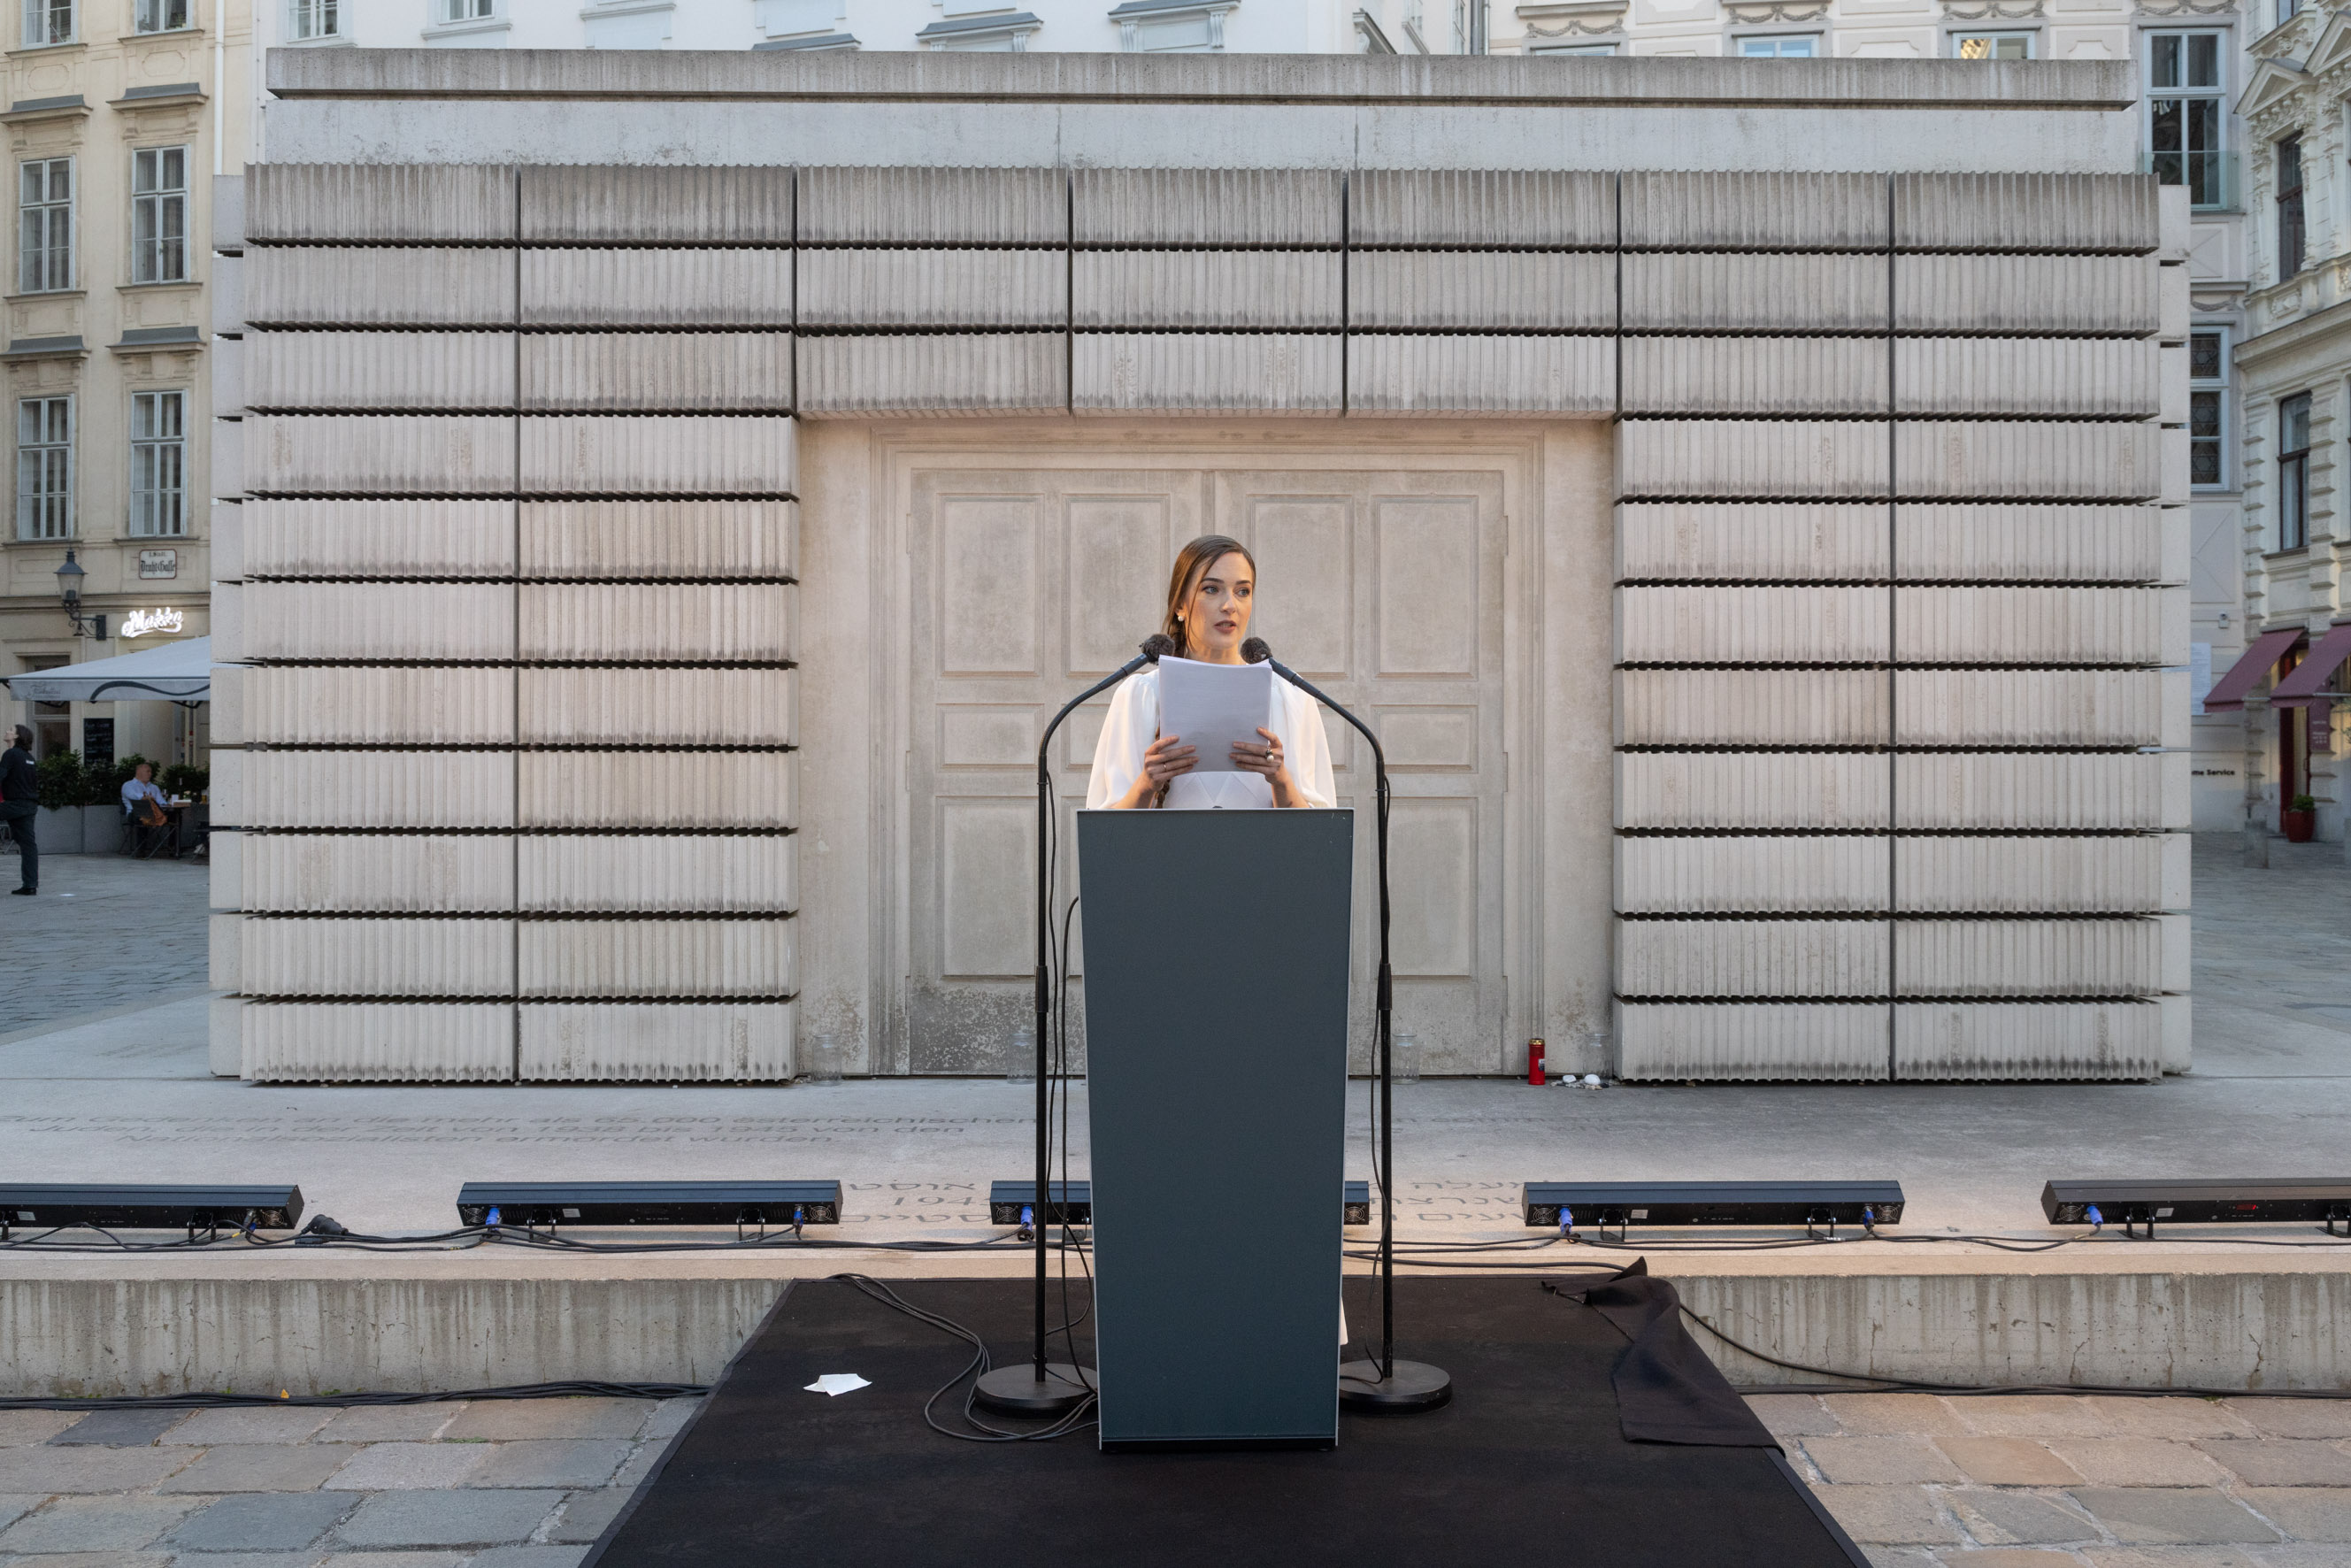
(988, 1180, 1376, 1227)
(2042, 1179, 2351, 1236)
(0, 1184, 304, 1237)
(456, 1181, 841, 1228)
(1522, 1180, 1903, 1235)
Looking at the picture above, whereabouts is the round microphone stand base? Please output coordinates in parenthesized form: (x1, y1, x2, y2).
(974, 1362, 1096, 1418)
(1337, 1358, 1453, 1413)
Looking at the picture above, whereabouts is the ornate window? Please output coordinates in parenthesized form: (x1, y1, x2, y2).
(2189, 327, 2228, 491)
(2276, 134, 2306, 280)
(2278, 393, 2311, 550)
(2146, 30, 2229, 211)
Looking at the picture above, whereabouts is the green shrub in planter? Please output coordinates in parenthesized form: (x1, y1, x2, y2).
(35, 750, 83, 811)
(161, 763, 208, 797)
(2292, 794, 2317, 813)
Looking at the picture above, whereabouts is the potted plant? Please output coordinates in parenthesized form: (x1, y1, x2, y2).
(33, 750, 82, 857)
(2285, 793, 2319, 843)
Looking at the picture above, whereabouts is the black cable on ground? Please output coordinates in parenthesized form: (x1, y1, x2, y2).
(832, 1272, 1098, 1442)
(0, 1380, 706, 1413)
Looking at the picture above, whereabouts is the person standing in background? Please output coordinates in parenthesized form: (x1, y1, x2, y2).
(2, 725, 37, 895)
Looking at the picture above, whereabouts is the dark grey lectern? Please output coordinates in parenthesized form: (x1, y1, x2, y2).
(1077, 807, 1354, 1450)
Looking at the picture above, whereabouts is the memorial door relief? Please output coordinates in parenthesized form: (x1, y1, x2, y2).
(899, 444, 1515, 1077)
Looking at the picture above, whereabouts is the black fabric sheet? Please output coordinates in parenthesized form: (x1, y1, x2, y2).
(588, 1272, 1863, 1568)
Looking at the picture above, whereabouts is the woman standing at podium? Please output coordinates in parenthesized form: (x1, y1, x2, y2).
(1088, 534, 1337, 812)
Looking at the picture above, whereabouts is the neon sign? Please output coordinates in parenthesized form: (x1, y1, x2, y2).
(120, 607, 184, 639)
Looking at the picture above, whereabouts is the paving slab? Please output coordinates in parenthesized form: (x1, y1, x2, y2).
(309, 1555, 466, 1568)
(2193, 1441, 2351, 1487)
(1801, 1436, 1968, 1485)
(1813, 1484, 1963, 1546)
(2230, 1488, 2351, 1542)
(2081, 1399, 2257, 1441)
(0, 1498, 35, 1533)
(469, 1549, 592, 1568)
(2051, 1440, 2233, 1487)
(2220, 1402, 2351, 1441)
(2078, 1551, 2272, 1568)
(0, 1413, 79, 1447)
(1947, 1488, 2102, 1547)
(319, 1445, 486, 1492)
(545, 1487, 633, 1544)
(1955, 1399, 2113, 1440)
(162, 1410, 337, 1447)
(1824, 1395, 1974, 1441)
(1939, 1437, 2088, 1487)
(307, 1408, 461, 1444)
(161, 1556, 334, 1568)
(0, 1449, 194, 1495)
(437, 1403, 648, 1443)
(639, 1399, 699, 1442)
(165, 1492, 356, 1552)
(329, 1489, 565, 1549)
(1932, 1552, 2082, 1568)
(0, 1494, 204, 1551)
(0, 1554, 173, 1568)
(461, 1441, 630, 1490)
(47, 1413, 187, 1449)
(1745, 1393, 1840, 1437)
(2070, 1489, 2282, 1546)
(156, 1444, 359, 1495)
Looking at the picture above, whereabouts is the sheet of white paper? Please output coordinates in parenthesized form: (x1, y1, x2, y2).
(1155, 656, 1272, 774)
(805, 1373, 871, 1397)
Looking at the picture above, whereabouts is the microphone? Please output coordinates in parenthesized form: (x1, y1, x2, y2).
(1140, 633, 1178, 664)
(1241, 637, 1271, 665)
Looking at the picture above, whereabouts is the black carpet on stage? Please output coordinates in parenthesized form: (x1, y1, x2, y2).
(586, 1270, 1864, 1568)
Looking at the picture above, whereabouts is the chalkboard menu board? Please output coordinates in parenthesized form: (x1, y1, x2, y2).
(81, 718, 113, 770)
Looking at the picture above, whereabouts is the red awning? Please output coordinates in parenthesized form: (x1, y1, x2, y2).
(2271, 621, 2351, 706)
(2201, 626, 2305, 712)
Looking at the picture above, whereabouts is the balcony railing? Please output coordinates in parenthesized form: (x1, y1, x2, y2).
(2143, 149, 2241, 213)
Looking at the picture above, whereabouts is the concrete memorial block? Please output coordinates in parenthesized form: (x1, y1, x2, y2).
(211, 498, 245, 579)
(520, 248, 794, 328)
(517, 582, 794, 662)
(1346, 250, 1614, 331)
(1347, 168, 1613, 247)
(1893, 834, 2190, 914)
(236, 917, 519, 998)
(1617, 419, 1889, 499)
(1891, 172, 2159, 253)
(518, 919, 796, 997)
(1620, 336, 1888, 417)
(232, 665, 516, 746)
(1893, 503, 2166, 583)
(519, 334, 794, 413)
(238, 581, 516, 662)
(797, 249, 1062, 328)
(1612, 752, 1891, 831)
(517, 750, 795, 830)
(1616, 503, 1890, 580)
(518, 834, 796, 912)
(1893, 420, 2162, 501)
(244, 246, 518, 327)
(1892, 1001, 2165, 1081)
(1893, 585, 2186, 665)
(246, 331, 518, 412)
(1615, 1001, 1892, 1082)
(1619, 171, 1887, 250)
(1072, 166, 1341, 247)
(241, 498, 519, 579)
(519, 414, 797, 496)
(210, 417, 244, 501)
(1614, 835, 1890, 915)
(1614, 584, 1891, 664)
(247, 163, 518, 242)
(1074, 249, 1341, 329)
(245, 415, 518, 496)
(519, 163, 792, 244)
(520, 499, 797, 580)
(1072, 333, 1341, 413)
(1346, 334, 1612, 415)
(208, 911, 242, 992)
(1893, 752, 2190, 832)
(1894, 919, 2168, 997)
(1891, 255, 2158, 334)
(519, 667, 795, 746)
(211, 250, 243, 332)
(238, 834, 518, 914)
(241, 1001, 517, 1082)
(1615, 920, 1889, 999)
(797, 165, 1065, 245)
(519, 1002, 795, 1080)
(795, 333, 1067, 417)
(233, 750, 518, 831)
(1614, 669, 1889, 747)
(1892, 669, 2184, 748)
(215, 334, 246, 415)
(1894, 338, 2161, 419)
(1620, 252, 1886, 332)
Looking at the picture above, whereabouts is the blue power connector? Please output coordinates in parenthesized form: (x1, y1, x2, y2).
(2086, 1204, 2103, 1232)
(1559, 1206, 1574, 1240)
(484, 1206, 502, 1230)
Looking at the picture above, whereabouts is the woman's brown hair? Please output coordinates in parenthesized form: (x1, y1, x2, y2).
(1159, 534, 1256, 659)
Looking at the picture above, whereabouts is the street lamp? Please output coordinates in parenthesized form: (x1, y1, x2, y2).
(55, 549, 104, 639)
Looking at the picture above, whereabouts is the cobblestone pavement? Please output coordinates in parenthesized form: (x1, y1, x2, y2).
(1756, 1391, 2351, 1566)
(0, 854, 208, 1037)
(0, 1395, 693, 1566)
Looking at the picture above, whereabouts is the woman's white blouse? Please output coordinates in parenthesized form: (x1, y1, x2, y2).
(1085, 665, 1338, 811)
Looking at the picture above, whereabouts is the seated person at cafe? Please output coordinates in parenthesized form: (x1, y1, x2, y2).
(119, 761, 173, 855)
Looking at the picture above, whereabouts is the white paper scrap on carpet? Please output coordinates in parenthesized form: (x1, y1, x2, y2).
(805, 1373, 872, 1396)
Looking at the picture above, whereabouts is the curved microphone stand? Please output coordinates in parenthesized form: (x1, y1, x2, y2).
(1245, 639, 1451, 1413)
(973, 634, 1174, 1418)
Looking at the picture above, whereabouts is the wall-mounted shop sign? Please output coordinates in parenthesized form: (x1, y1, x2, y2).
(136, 550, 177, 580)
(120, 607, 184, 639)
